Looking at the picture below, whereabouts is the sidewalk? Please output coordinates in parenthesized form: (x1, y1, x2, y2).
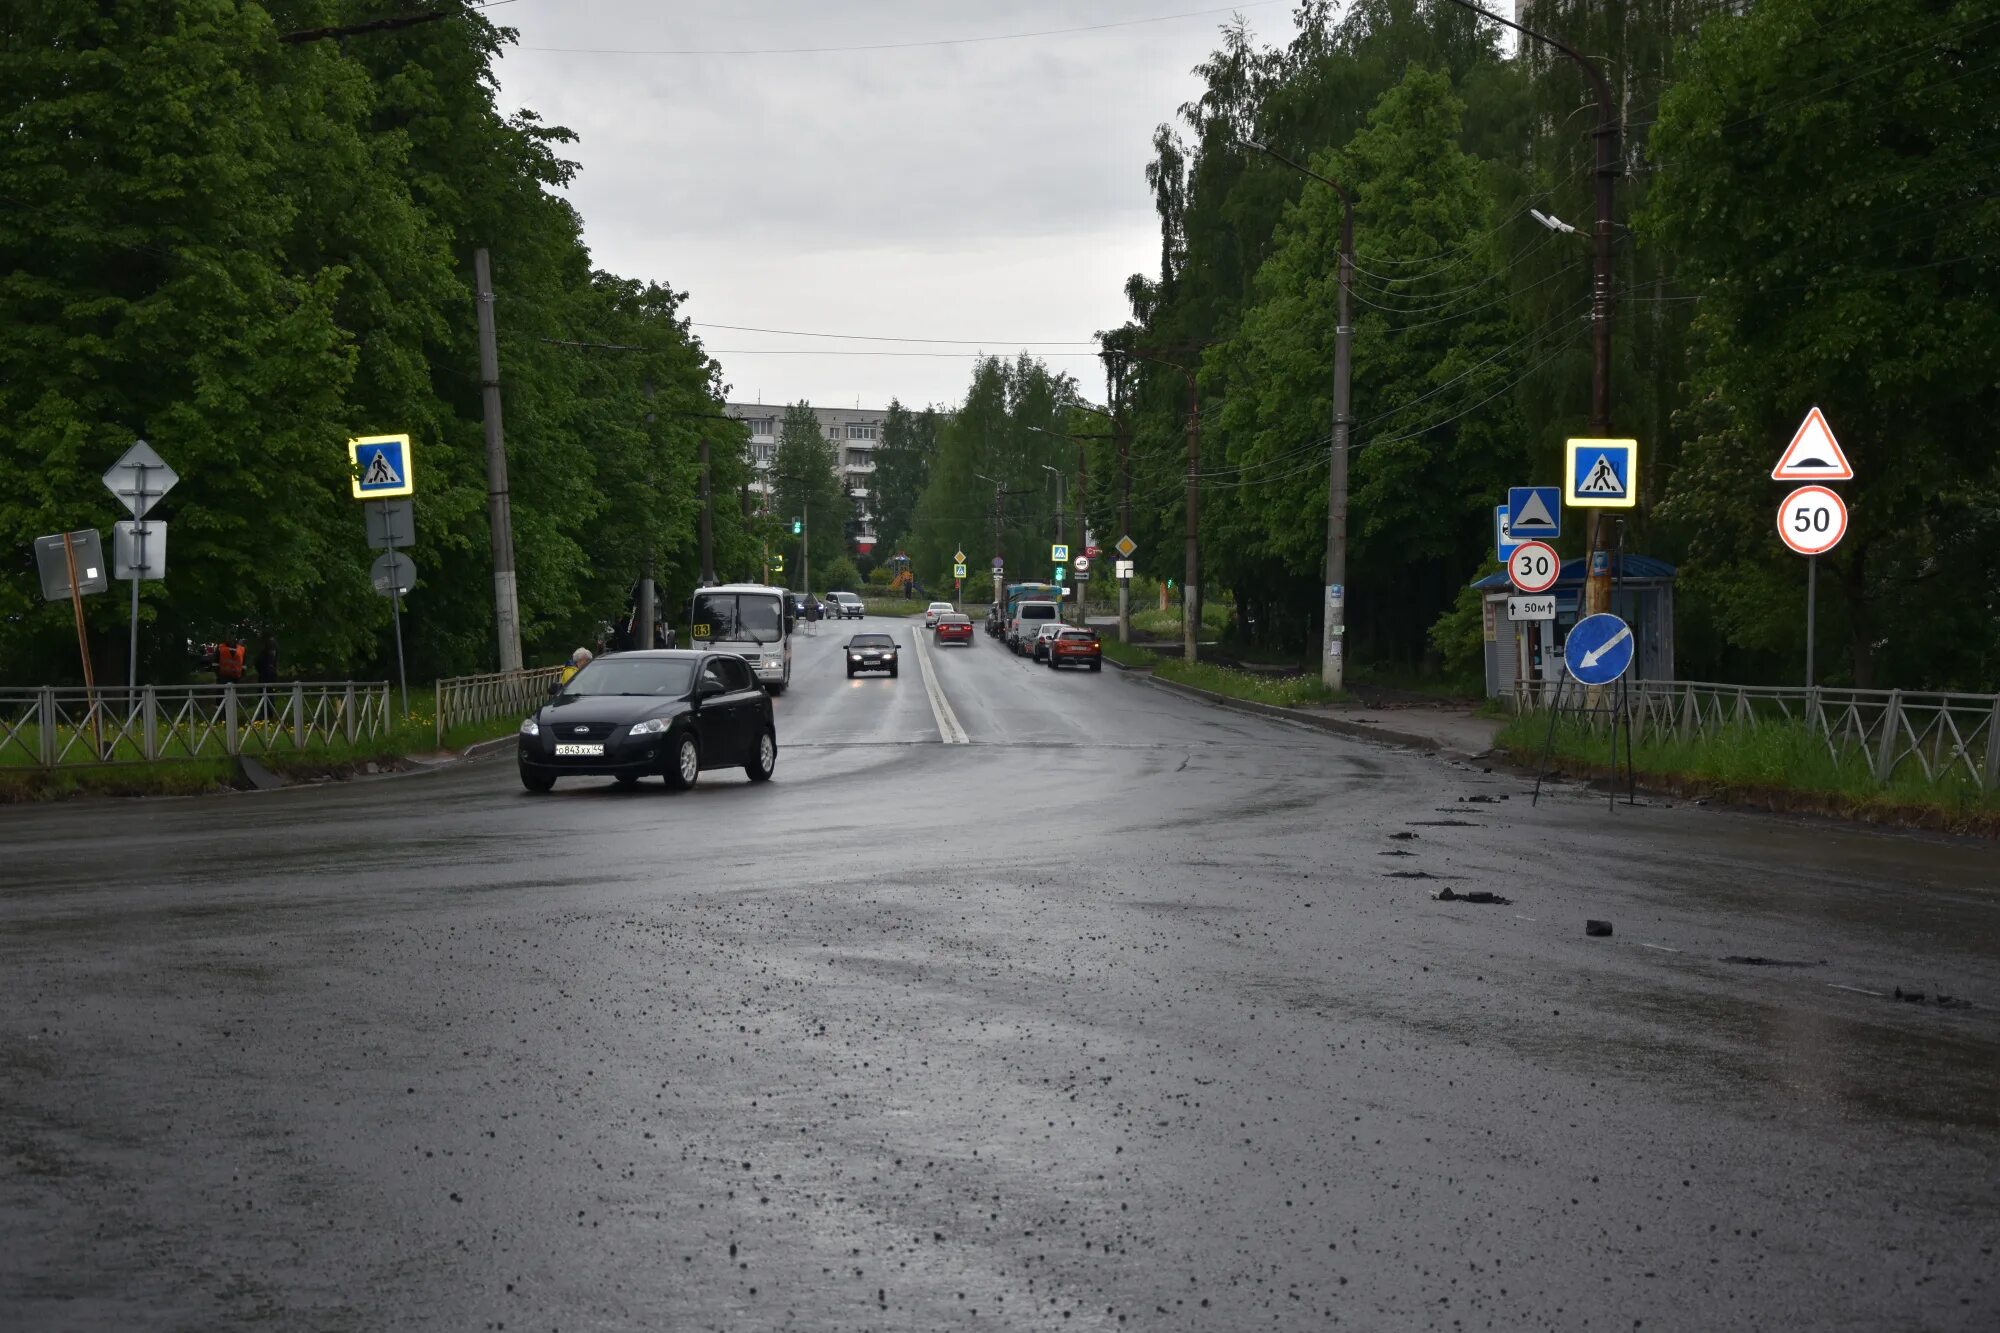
(1125, 665, 1503, 759)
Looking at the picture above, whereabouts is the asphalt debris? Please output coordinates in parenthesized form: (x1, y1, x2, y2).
(1431, 887, 1511, 905)
(1721, 956, 1824, 968)
(1585, 920, 1614, 937)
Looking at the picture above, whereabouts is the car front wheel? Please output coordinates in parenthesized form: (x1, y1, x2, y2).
(520, 766, 555, 793)
(663, 732, 700, 791)
(746, 728, 777, 783)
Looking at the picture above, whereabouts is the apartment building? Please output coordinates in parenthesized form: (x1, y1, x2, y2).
(725, 403, 885, 554)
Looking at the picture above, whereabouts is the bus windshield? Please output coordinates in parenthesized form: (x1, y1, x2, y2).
(692, 592, 784, 644)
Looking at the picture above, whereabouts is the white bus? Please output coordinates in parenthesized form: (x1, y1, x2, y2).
(688, 583, 793, 693)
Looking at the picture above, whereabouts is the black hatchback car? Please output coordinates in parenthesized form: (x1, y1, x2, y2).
(518, 650, 776, 793)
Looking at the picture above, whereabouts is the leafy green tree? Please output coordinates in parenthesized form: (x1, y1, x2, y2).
(1211, 67, 1527, 664)
(770, 402, 845, 590)
(873, 399, 938, 554)
(1643, 0, 2000, 687)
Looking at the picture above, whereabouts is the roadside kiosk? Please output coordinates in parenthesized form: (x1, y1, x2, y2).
(1474, 554, 1676, 703)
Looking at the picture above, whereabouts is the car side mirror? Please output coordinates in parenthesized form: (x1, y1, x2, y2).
(696, 677, 722, 698)
(546, 681, 562, 697)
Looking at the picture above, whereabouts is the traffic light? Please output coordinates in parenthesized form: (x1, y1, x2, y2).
(791, 517, 802, 535)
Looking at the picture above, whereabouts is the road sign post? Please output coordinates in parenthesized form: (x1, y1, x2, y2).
(1774, 409, 1852, 687)
(1114, 536, 1136, 644)
(103, 441, 178, 702)
(371, 552, 417, 718)
(349, 436, 419, 715)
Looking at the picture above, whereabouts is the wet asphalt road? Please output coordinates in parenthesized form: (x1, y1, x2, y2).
(3, 616, 1997, 1331)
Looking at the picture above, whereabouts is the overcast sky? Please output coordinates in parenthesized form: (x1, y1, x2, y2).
(492, 0, 1307, 411)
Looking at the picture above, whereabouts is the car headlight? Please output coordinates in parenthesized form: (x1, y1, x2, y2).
(628, 718, 670, 736)
(519, 717, 539, 736)
(849, 653, 862, 661)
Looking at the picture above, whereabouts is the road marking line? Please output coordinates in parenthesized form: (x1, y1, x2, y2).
(1827, 983, 1884, 998)
(1638, 943, 1683, 954)
(910, 629, 969, 745)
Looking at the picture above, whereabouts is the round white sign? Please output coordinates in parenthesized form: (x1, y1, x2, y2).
(1776, 485, 1848, 556)
(1507, 540, 1560, 594)
(1073, 556, 1090, 573)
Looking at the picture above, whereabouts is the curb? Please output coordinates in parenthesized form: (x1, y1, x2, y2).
(1137, 672, 1492, 759)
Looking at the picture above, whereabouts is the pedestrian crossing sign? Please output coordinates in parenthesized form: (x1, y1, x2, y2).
(349, 433, 415, 499)
(1564, 437, 1638, 509)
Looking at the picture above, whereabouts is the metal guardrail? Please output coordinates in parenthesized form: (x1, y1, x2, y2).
(1513, 678, 2000, 791)
(434, 665, 564, 748)
(0, 682, 391, 768)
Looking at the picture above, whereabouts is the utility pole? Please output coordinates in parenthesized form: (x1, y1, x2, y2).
(637, 375, 656, 653)
(1242, 139, 1353, 689)
(473, 247, 523, 672)
(801, 499, 809, 600)
(1075, 439, 1088, 628)
(1446, 0, 1620, 616)
(1183, 377, 1200, 666)
(699, 436, 715, 583)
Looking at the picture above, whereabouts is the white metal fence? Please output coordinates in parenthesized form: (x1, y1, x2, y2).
(434, 665, 564, 748)
(0, 683, 391, 768)
(1515, 678, 2000, 791)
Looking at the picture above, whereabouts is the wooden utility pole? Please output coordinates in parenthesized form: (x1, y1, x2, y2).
(699, 436, 715, 583)
(473, 248, 523, 672)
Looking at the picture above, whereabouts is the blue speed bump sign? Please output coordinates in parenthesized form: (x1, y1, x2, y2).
(1564, 438, 1637, 509)
(1494, 505, 1518, 562)
(349, 434, 415, 499)
(1563, 612, 1634, 685)
(1506, 486, 1562, 539)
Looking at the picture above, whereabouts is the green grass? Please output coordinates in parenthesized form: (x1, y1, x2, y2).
(1131, 603, 1232, 637)
(1154, 657, 1344, 709)
(857, 599, 927, 617)
(0, 684, 526, 801)
(1495, 712, 2000, 826)
(1098, 638, 1158, 669)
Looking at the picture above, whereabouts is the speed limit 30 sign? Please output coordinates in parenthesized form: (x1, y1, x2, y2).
(1777, 485, 1848, 556)
(1507, 540, 1561, 594)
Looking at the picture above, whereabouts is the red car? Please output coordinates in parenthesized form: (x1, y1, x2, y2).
(1047, 627, 1102, 671)
(934, 613, 974, 646)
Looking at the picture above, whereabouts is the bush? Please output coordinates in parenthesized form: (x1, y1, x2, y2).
(820, 556, 862, 593)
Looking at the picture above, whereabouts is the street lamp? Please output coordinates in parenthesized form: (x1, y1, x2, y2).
(1443, 0, 1622, 618)
(1240, 136, 1355, 691)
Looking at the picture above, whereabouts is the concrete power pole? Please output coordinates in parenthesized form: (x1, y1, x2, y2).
(473, 248, 523, 673)
(699, 436, 715, 583)
(637, 376, 656, 653)
(1183, 379, 1200, 667)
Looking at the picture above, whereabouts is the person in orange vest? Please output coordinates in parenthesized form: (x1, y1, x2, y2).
(215, 637, 246, 684)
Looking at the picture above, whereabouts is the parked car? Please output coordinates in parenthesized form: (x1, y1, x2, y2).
(517, 650, 775, 793)
(1047, 627, 1103, 671)
(924, 601, 955, 629)
(934, 613, 974, 646)
(1030, 621, 1067, 663)
(826, 591, 866, 619)
(1007, 600, 1060, 654)
(844, 632, 900, 678)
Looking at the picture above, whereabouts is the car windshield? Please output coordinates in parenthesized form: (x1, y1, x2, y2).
(850, 634, 896, 648)
(929, 603, 952, 610)
(561, 658, 695, 697)
(693, 592, 784, 644)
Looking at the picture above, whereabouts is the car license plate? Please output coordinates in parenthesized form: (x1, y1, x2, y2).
(555, 743, 603, 756)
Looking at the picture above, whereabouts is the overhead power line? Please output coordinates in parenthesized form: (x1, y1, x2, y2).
(690, 322, 1099, 347)
(519, 1, 1287, 56)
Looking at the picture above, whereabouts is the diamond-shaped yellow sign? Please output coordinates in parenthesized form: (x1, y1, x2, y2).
(1114, 535, 1136, 558)
(953, 549, 966, 564)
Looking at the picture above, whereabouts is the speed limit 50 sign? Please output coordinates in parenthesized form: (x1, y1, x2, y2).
(1507, 540, 1561, 594)
(1777, 485, 1848, 556)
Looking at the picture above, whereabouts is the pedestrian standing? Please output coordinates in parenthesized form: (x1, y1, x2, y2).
(257, 636, 278, 684)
